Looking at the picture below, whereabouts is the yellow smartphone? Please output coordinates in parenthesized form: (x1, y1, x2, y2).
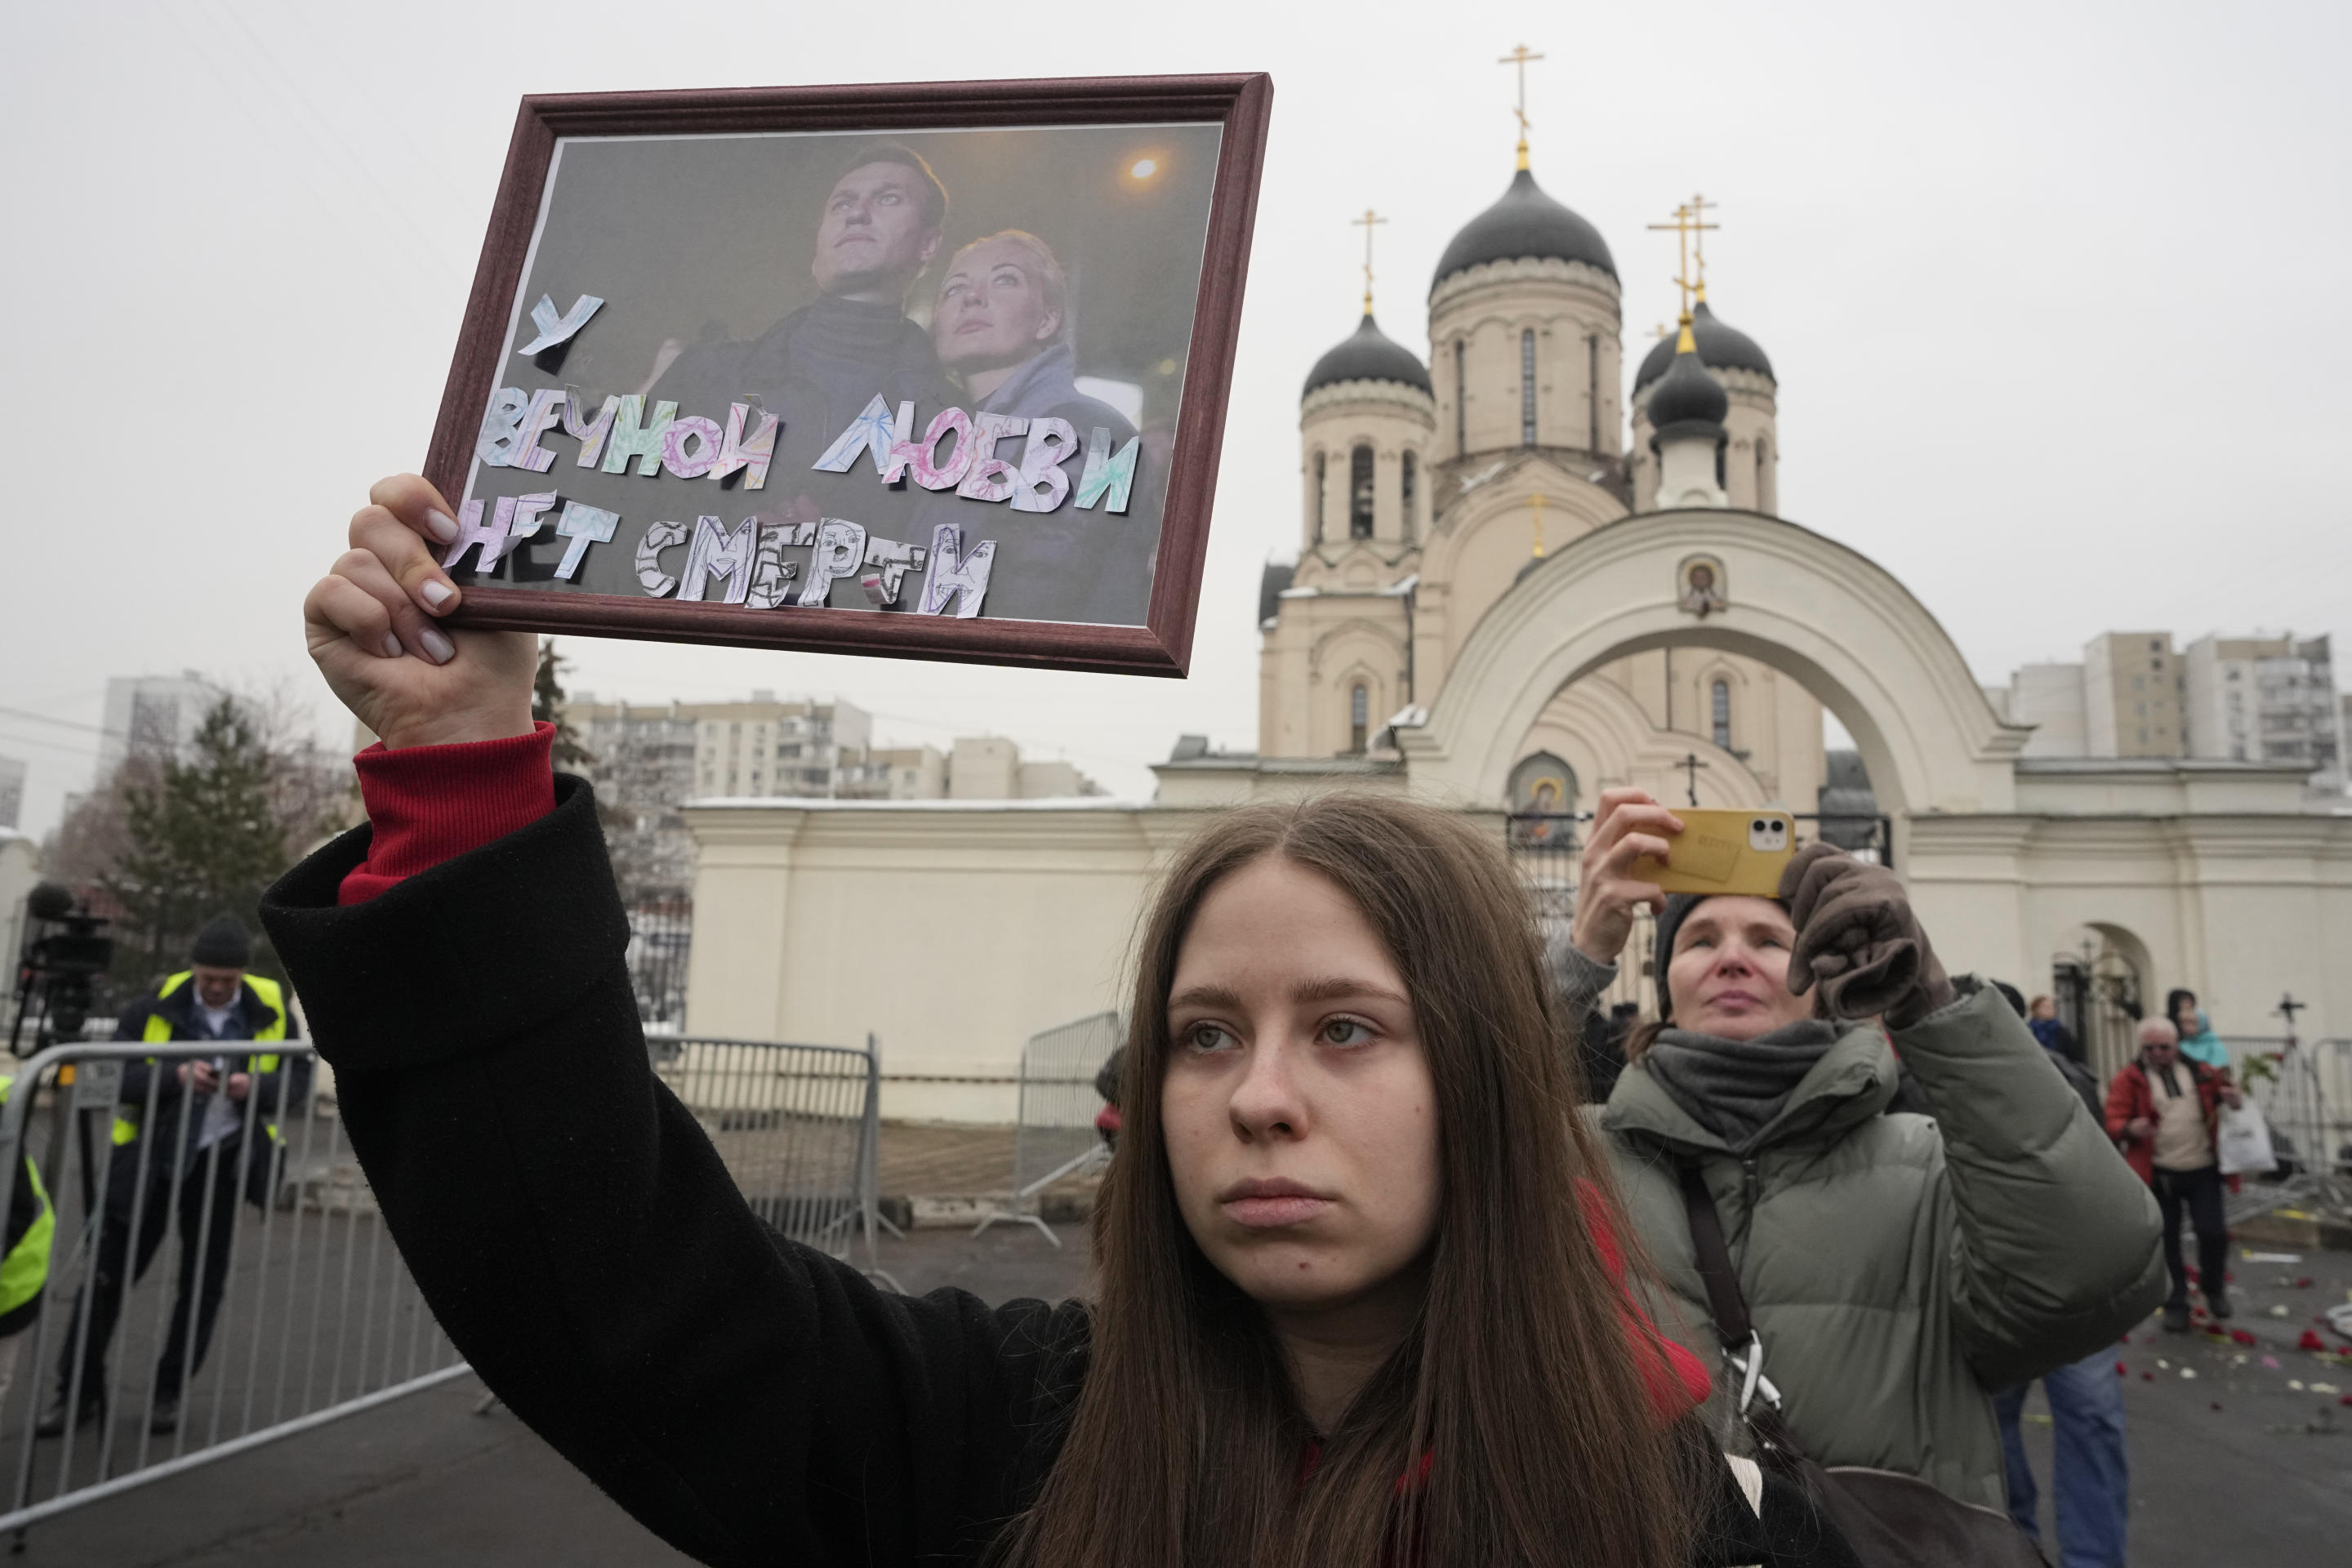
(1630, 809, 1796, 897)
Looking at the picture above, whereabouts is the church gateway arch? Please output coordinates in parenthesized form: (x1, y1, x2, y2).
(1396, 506, 2029, 835)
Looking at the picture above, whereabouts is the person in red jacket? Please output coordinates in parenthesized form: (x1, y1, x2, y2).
(2105, 1018, 2239, 1332)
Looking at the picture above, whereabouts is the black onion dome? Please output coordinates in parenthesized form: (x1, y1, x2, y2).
(1634, 299, 1773, 392)
(1646, 333, 1729, 431)
(1303, 314, 1433, 399)
(1432, 167, 1618, 289)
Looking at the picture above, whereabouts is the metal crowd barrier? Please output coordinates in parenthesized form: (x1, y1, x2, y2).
(2242, 1036, 2352, 1186)
(0, 1042, 469, 1539)
(647, 1035, 889, 1273)
(0, 1030, 890, 1537)
(973, 1012, 1122, 1246)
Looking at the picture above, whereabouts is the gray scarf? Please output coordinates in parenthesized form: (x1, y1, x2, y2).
(1642, 1021, 1842, 1154)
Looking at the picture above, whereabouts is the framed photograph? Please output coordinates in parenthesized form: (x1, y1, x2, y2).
(427, 74, 1272, 677)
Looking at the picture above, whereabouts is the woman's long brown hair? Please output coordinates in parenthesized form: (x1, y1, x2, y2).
(1004, 793, 1698, 1568)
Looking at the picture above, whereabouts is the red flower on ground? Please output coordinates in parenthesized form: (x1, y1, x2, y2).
(2298, 1330, 2327, 1352)
(2231, 1330, 2258, 1346)
(2114, 1361, 2128, 1376)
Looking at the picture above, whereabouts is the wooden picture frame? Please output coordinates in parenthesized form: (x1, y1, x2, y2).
(430, 73, 1272, 677)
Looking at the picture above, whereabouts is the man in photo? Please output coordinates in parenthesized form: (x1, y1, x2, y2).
(922, 229, 1147, 624)
(654, 141, 951, 590)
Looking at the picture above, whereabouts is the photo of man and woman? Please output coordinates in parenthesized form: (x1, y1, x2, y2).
(455, 121, 1222, 627)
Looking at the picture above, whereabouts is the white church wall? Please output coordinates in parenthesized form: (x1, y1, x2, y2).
(683, 801, 1186, 1123)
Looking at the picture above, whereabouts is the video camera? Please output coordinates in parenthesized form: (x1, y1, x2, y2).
(11, 881, 115, 1056)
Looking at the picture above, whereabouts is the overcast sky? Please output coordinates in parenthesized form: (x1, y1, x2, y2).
(5, 0, 2347, 838)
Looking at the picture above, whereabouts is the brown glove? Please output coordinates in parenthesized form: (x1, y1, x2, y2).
(1778, 843, 1955, 1030)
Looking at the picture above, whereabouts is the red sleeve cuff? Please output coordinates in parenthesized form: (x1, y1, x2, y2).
(337, 723, 559, 906)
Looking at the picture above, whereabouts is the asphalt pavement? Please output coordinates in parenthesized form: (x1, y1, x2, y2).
(20, 1223, 2352, 1566)
(13, 1223, 1093, 1566)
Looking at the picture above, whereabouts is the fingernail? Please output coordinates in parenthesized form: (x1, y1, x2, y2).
(424, 509, 460, 543)
(380, 632, 403, 659)
(420, 578, 456, 611)
(420, 628, 456, 664)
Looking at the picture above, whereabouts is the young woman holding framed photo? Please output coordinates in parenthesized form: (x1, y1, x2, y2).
(265, 474, 1860, 1568)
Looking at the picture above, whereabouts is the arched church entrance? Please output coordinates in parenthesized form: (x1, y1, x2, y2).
(1398, 508, 2034, 997)
(1400, 507, 2028, 824)
(2055, 922, 2151, 1086)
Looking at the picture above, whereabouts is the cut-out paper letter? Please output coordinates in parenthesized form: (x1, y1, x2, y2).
(635, 519, 691, 596)
(859, 536, 930, 606)
(494, 492, 559, 566)
(905, 407, 975, 490)
(475, 387, 529, 467)
(871, 402, 920, 483)
(553, 501, 620, 580)
(798, 518, 870, 606)
(1009, 418, 1079, 513)
(1075, 428, 1141, 513)
(602, 396, 678, 476)
(442, 497, 518, 573)
(956, 412, 1030, 503)
(564, 391, 619, 468)
(812, 394, 901, 475)
(661, 416, 724, 479)
(679, 514, 758, 604)
(516, 294, 605, 356)
(711, 402, 779, 489)
(512, 390, 568, 474)
(917, 523, 997, 617)
(746, 521, 800, 609)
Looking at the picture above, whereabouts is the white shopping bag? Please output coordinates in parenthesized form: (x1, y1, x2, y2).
(2216, 1099, 2276, 1176)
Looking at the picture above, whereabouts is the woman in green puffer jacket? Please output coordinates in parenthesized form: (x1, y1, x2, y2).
(1555, 788, 2165, 1512)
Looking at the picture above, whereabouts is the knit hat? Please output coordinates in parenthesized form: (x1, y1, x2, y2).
(1650, 891, 1791, 1022)
(189, 914, 252, 969)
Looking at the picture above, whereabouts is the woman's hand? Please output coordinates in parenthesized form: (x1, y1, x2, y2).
(303, 475, 537, 749)
(1568, 788, 1681, 964)
(1779, 844, 1954, 1028)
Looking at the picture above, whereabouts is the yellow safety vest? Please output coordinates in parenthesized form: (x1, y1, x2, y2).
(113, 972, 292, 1148)
(0, 1077, 54, 1322)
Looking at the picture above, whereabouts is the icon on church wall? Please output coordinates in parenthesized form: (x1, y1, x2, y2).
(1508, 751, 1578, 846)
(416, 75, 1270, 678)
(1677, 554, 1728, 618)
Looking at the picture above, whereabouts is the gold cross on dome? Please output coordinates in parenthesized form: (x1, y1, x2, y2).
(1352, 207, 1388, 315)
(1499, 44, 1545, 169)
(1647, 198, 1718, 316)
(1687, 192, 1719, 300)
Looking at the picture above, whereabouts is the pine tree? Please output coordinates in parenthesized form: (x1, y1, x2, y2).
(533, 638, 593, 769)
(109, 698, 289, 977)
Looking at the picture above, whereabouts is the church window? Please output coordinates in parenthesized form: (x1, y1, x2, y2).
(1401, 451, 1418, 541)
(1350, 684, 1370, 753)
(1350, 445, 1375, 538)
(1711, 679, 1732, 750)
(1587, 336, 1600, 450)
(1454, 340, 1468, 455)
(1520, 329, 1537, 446)
(1756, 437, 1775, 512)
(1312, 452, 1326, 541)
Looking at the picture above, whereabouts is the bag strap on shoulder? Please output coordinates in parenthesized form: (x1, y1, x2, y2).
(1676, 1158, 1803, 1448)
(1675, 1159, 1753, 1346)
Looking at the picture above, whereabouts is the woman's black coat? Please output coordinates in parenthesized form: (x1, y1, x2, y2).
(261, 776, 1846, 1568)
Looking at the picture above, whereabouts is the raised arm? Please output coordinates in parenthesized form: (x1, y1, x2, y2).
(1780, 846, 2164, 1388)
(265, 478, 1085, 1566)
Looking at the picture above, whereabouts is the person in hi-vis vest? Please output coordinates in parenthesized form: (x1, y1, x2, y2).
(38, 915, 309, 1439)
(0, 1075, 56, 1412)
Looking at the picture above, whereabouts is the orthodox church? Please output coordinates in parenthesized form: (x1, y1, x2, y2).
(1254, 149, 1825, 819)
